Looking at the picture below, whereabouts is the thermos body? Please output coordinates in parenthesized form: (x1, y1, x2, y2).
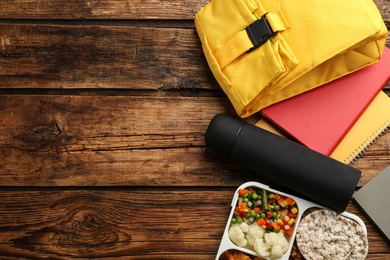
(205, 114, 362, 212)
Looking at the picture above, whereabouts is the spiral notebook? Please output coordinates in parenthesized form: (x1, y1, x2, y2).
(261, 47, 390, 156)
(352, 165, 390, 243)
(330, 91, 390, 164)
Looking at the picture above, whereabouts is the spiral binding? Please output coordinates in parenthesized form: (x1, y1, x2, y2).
(345, 119, 390, 165)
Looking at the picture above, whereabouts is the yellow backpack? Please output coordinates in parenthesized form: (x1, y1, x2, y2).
(195, 0, 387, 117)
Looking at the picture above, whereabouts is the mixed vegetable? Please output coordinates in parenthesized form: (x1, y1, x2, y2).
(232, 187, 298, 237)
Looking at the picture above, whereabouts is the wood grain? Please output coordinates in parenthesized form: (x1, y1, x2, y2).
(0, 24, 217, 91)
(0, 189, 227, 259)
(0, 190, 388, 259)
(0, 0, 209, 20)
(0, 95, 388, 187)
(0, 0, 388, 22)
(0, 0, 389, 259)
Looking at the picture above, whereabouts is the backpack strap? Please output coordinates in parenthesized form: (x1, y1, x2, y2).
(214, 10, 289, 70)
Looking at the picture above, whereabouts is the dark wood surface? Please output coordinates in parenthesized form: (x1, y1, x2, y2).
(0, 0, 389, 259)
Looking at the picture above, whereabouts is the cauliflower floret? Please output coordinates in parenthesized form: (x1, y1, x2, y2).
(228, 224, 247, 247)
(253, 238, 270, 257)
(229, 223, 289, 259)
(264, 232, 289, 259)
(246, 224, 266, 246)
(253, 232, 289, 259)
(279, 235, 289, 252)
(270, 244, 284, 259)
(275, 232, 289, 252)
(264, 232, 280, 245)
(239, 222, 250, 233)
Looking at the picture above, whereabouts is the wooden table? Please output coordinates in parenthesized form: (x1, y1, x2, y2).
(0, 0, 389, 259)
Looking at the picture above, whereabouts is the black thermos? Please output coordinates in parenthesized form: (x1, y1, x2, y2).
(205, 114, 362, 212)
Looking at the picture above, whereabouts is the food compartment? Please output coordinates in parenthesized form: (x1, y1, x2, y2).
(216, 182, 304, 260)
(296, 209, 368, 259)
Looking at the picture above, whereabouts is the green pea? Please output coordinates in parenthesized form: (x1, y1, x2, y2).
(243, 198, 249, 203)
(273, 212, 277, 218)
(251, 211, 257, 218)
(268, 193, 274, 199)
(252, 193, 259, 200)
(231, 218, 237, 224)
(256, 213, 260, 219)
(238, 197, 243, 202)
(246, 213, 251, 219)
(261, 212, 266, 219)
(274, 205, 280, 211)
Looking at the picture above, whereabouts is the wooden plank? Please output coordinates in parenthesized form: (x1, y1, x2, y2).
(0, 95, 245, 186)
(0, 189, 227, 259)
(0, 0, 209, 20)
(0, 0, 388, 22)
(0, 24, 216, 90)
(0, 25, 388, 91)
(0, 95, 232, 147)
(0, 95, 388, 187)
(0, 28, 389, 91)
(0, 190, 388, 259)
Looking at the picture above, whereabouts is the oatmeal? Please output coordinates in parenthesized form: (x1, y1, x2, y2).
(296, 209, 368, 260)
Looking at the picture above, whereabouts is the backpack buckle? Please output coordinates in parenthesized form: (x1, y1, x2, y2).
(246, 14, 276, 52)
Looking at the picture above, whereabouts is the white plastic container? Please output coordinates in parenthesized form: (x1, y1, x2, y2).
(216, 181, 367, 260)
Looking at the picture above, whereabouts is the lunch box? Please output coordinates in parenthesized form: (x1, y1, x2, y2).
(216, 181, 367, 260)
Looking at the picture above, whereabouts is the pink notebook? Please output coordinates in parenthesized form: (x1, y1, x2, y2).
(261, 47, 390, 156)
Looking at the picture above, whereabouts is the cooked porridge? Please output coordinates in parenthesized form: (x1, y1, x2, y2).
(296, 209, 368, 260)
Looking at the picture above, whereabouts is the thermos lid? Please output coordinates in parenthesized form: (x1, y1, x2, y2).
(204, 113, 244, 157)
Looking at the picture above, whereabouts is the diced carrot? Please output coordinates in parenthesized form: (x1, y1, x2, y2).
(238, 201, 247, 211)
(285, 226, 294, 236)
(285, 197, 296, 206)
(257, 218, 266, 227)
(253, 207, 261, 214)
(271, 222, 281, 231)
(238, 189, 248, 197)
(266, 211, 274, 218)
(277, 198, 287, 208)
